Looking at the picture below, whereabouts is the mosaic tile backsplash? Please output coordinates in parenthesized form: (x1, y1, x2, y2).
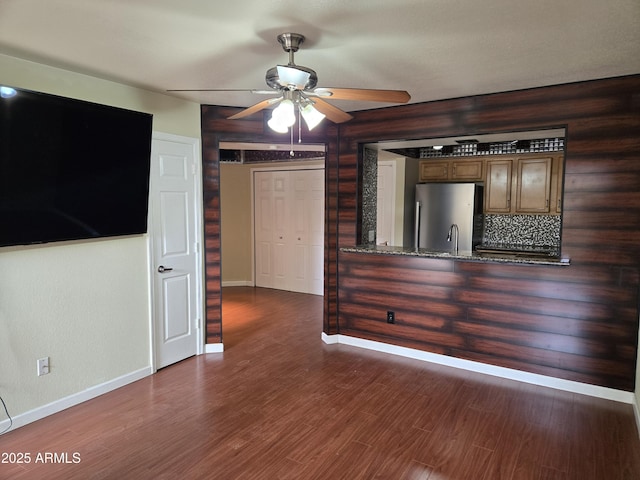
(482, 214, 561, 248)
(361, 148, 378, 245)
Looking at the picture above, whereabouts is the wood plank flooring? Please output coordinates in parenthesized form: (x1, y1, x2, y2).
(2, 286, 640, 479)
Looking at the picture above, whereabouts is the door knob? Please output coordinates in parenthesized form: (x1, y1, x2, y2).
(157, 265, 173, 273)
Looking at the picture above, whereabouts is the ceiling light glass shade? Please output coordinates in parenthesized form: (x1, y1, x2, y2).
(300, 104, 326, 131)
(274, 99, 296, 123)
(268, 99, 296, 133)
(267, 116, 289, 133)
(276, 65, 312, 90)
(432, 145, 444, 150)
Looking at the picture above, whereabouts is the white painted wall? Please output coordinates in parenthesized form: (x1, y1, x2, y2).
(0, 54, 201, 427)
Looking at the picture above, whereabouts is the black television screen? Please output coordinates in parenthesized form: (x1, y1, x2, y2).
(0, 85, 153, 247)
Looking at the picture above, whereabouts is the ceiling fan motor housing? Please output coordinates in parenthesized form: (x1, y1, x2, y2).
(265, 33, 318, 91)
(265, 65, 318, 91)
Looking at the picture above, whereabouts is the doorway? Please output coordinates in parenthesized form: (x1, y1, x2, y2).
(376, 160, 396, 246)
(218, 143, 326, 345)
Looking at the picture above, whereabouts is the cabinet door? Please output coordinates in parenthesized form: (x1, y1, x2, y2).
(516, 156, 552, 213)
(419, 161, 449, 181)
(452, 159, 483, 181)
(485, 159, 513, 213)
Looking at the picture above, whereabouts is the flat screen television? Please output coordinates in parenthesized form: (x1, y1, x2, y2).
(0, 85, 153, 247)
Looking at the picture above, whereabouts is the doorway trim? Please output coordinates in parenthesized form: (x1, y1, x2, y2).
(207, 135, 329, 348)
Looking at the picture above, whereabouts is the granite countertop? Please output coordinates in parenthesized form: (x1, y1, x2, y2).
(341, 245, 571, 266)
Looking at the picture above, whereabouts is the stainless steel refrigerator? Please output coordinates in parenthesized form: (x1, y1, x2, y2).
(414, 183, 483, 252)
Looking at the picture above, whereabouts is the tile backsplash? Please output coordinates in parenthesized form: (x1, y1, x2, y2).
(483, 214, 561, 248)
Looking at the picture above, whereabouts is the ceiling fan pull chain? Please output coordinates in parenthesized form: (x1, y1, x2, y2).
(290, 122, 295, 157)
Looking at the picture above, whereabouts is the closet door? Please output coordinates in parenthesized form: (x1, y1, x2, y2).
(271, 171, 290, 291)
(254, 171, 276, 289)
(291, 170, 310, 293)
(254, 169, 324, 295)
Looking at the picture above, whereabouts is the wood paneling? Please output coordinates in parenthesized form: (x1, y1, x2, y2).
(334, 75, 640, 391)
(201, 75, 640, 391)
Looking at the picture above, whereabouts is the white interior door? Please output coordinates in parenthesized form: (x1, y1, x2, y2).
(254, 168, 324, 295)
(254, 172, 274, 289)
(272, 171, 289, 291)
(150, 133, 202, 369)
(291, 171, 311, 293)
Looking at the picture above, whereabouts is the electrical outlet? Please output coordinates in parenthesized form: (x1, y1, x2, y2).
(387, 311, 395, 324)
(37, 357, 50, 376)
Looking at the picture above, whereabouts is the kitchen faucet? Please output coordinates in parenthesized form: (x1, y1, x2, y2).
(447, 223, 459, 253)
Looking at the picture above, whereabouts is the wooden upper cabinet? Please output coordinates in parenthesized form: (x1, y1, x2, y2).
(419, 161, 449, 181)
(419, 159, 483, 182)
(451, 160, 483, 180)
(515, 156, 553, 213)
(484, 154, 560, 214)
(485, 159, 513, 213)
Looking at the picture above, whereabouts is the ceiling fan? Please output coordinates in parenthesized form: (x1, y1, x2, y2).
(169, 33, 411, 132)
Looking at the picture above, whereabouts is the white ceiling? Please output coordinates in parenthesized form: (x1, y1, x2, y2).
(1, 0, 639, 113)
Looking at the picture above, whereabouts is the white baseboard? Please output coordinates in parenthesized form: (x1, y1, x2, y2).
(0, 366, 153, 433)
(205, 343, 224, 353)
(322, 333, 635, 405)
(321, 332, 339, 344)
(634, 397, 640, 439)
(221, 280, 254, 287)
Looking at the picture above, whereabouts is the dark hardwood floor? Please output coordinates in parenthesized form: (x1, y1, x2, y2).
(2, 286, 640, 479)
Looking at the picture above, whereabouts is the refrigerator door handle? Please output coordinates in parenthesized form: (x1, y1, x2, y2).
(414, 201, 421, 249)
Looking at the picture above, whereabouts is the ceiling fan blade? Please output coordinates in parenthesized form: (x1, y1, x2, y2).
(227, 97, 282, 120)
(312, 87, 411, 103)
(167, 89, 275, 94)
(276, 65, 311, 90)
(310, 98, 353, 124)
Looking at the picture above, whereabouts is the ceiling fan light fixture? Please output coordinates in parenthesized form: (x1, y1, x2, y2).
(268, 98, 296, 133)
(300, 103, 325, 131)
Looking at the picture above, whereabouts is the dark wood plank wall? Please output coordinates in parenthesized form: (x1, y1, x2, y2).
(336, 75, 640, 391)
(200, 106, 337, 343)
(201, 75, 639, 391)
